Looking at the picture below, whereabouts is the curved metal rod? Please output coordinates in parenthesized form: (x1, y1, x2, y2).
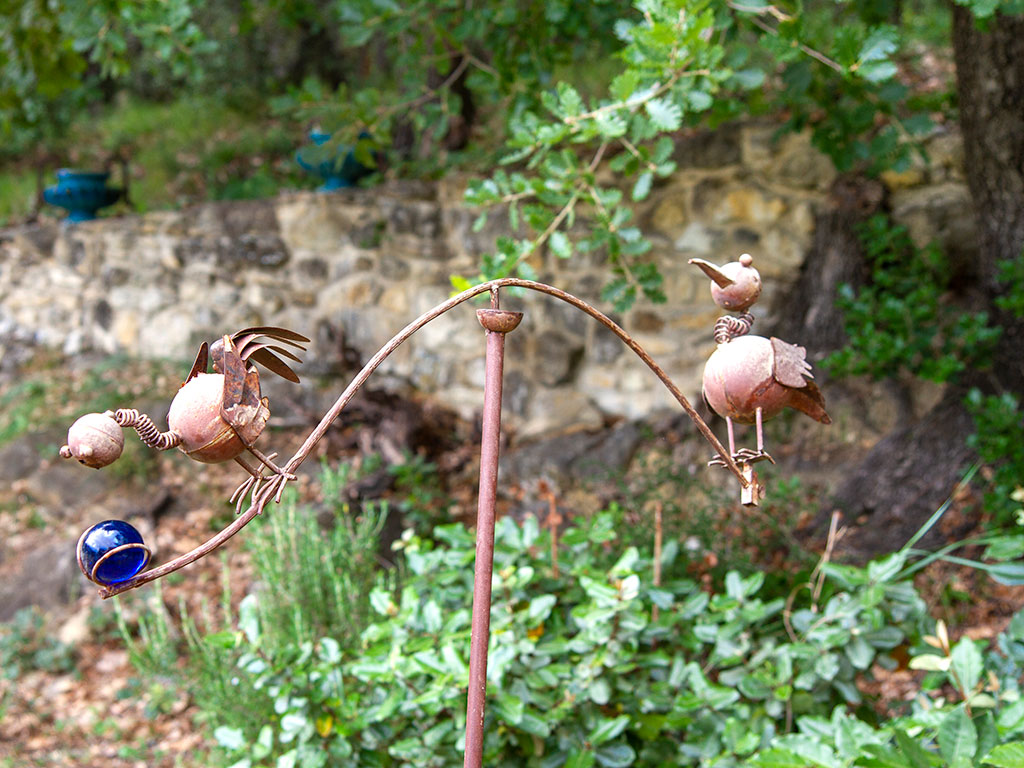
(97, 278, 744, 598)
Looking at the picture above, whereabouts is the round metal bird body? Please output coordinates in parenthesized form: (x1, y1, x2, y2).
(702, 335, 831, 426)
(167, 372, 270, 463)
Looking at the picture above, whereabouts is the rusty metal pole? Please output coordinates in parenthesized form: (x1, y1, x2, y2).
(464, 294, 522, 768)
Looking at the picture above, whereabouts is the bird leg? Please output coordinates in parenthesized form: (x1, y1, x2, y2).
(708, 411, 775, 467)
(252, 470, 291, 513)
(230, 455, 267, 515)
(737, 407, 775, 465)
(709, 417, 738, 468)
(246, 443, 297, 481)
(243, 443, 297, 513)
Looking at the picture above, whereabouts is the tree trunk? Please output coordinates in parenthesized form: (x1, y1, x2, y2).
(817, 8, 1024, 559)
(952, 6, 1024, 393)
(771, 174, 884, 358)
(953, 7, 1024, 288)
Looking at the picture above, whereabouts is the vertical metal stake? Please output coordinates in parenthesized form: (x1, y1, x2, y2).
(464, 302, 523, 768)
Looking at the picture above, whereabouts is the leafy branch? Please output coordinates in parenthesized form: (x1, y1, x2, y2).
(459, 0, 729, 310)
(458, 0, 922, 310)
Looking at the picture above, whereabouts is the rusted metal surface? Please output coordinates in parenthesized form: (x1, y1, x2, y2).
(463, 305, 520, 768)
(712, 312, 754, 344)
(84, 278, 749, 593)
(689, 254, 762, 311)
(691, 255, 830, 503)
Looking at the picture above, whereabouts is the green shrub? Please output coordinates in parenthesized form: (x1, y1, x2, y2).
(967, 390, 1024, 529)
(121, 462, 1024, 768)
(823, 215, 1000, 383)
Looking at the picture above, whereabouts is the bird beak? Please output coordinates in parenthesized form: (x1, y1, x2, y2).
(688, 258, 734, 288)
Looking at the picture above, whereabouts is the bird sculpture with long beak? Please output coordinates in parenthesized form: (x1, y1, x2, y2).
(61, 327, 309, 513)
(690, 254, 830, 499)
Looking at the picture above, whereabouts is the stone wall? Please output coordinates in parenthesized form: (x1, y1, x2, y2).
(0, 122, 972, 439)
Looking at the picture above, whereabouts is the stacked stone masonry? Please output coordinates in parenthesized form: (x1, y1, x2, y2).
(0, 124, 971, 438)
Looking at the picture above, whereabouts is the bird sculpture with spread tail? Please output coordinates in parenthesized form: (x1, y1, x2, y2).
(689, 254, 830, 473)
(61, 327, 309, 512)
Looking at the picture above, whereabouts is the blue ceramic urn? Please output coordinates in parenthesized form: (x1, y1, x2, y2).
(77, 520, 151, 585)
(44, 169, 122, 222)
(296, 132, 376, 192)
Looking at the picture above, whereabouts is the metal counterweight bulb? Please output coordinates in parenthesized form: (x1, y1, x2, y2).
(689, 254, 830, 467)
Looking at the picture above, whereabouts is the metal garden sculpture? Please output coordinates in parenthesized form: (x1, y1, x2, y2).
(61, 267, 828, 768)
(688, 254, 831, 504)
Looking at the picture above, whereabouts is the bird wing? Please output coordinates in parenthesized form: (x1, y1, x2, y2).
(770, 337, 814, 388)
(219, 338, 264, 433)
(183, 341, 209, 384)
(232, 326, 310, 345)
(230, 327, 309, 384)
(771, 337, 831, 424)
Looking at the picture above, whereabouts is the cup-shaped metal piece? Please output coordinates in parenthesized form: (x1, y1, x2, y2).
(476, 308, 523, 334)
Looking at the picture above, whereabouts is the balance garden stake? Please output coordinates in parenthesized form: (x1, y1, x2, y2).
(465, 289, 523, 768)
(59, 269, 828, 763)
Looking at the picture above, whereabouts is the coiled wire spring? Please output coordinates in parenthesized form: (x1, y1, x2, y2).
(713, 312, 755, 344)
(109, 409, 181, 451)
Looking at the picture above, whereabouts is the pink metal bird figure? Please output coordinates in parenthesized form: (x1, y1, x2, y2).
(61, 327, 309, 511)
(690, 254, 830, 474)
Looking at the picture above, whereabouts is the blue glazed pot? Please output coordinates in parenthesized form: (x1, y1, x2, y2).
(76, 519, 151, 586)
(44, 169, 122, 222)
(296, 132, 376, 192)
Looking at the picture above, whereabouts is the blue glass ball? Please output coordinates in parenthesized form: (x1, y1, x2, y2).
(77, 520, 150, 585)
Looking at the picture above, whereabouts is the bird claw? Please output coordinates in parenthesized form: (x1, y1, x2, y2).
(230, 475, 261, 514)
(231, 452, 295, 514)
(253, 472, 290, 513)
(708, 448, 775, 468)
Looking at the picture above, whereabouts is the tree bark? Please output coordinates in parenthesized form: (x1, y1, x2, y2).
(952, 5, 1024, 394)
(953, 7, 1024, 288)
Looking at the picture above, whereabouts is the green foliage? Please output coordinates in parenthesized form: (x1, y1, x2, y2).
(120, 463, 389, 759)
(995, 255, 1024, 319)
(953, 0, 1024, 19)
(452, 0, 964, 308)
(0, 607, 76, 679)
(91, 97, 307, 211)
(389, 453, 452, 536)
(612, 448, 818, 582)
(823, 215, 1001, 383)
(245, 461, 387, 652)
(275, 0, 624, 165)
(0, 169, 36, 226)
(967, 390, 1024, 528)
(735, 11, 936, 176)
(125, 459, 1024, 768)
(0, 0, 208, 152)
(460, 0, 726, 308)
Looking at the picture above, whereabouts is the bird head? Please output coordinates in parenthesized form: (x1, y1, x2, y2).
(689, 253, 762, 312)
